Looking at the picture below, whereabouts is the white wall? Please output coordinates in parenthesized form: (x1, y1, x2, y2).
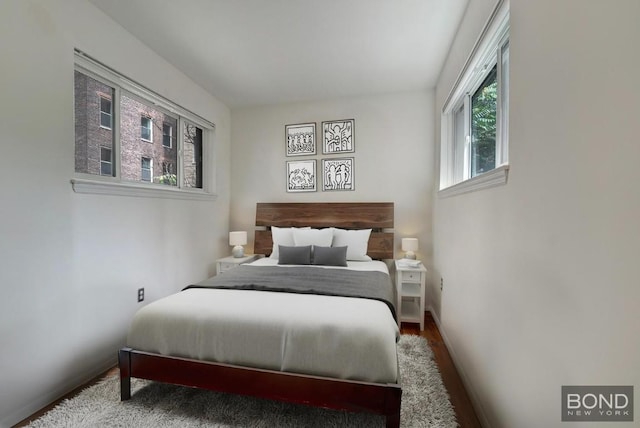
(0, 1, 231, 426)
(433, 0, 640, 427)
(230, 91, 435, 266)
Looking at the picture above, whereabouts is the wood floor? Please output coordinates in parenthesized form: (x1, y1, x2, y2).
(16, 311, 481, 427)
(401, 312, 482, 428)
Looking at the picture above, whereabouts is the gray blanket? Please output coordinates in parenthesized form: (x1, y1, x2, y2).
(186, 265, 397, 320)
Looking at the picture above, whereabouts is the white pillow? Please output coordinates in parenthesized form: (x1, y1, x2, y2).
(270, 227, 310, 259)
(332, 228, 372, 261)
(270, 227, 295, 259)
(292, 228, 334, 247)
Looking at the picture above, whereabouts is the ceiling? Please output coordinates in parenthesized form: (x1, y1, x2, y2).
(88, 0, 468, 108)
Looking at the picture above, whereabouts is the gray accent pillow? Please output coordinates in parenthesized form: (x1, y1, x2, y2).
(278, 245, 312, 265)
(313, 246, 348, 267)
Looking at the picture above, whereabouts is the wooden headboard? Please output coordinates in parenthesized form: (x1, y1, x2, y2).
(254, 202, 394, 259)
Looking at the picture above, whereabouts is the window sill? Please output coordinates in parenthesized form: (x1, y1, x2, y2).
(70, 178, 217, 201)
(438, 164, 509, 198)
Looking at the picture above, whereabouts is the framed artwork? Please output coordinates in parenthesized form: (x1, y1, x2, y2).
(322, 119, 355, 154)
(322, 157, 354, 191)
(285, 123, 316, 156)
(286, 159, 316, 192)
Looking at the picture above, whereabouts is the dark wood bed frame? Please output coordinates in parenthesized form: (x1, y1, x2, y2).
(119, 202, 401, 427)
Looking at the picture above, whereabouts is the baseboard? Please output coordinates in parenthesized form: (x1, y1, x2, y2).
(427, 306, 491, 428)
(3, 355, 116, 427)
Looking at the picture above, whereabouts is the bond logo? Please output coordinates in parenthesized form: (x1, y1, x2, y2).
(562, 386, 633, 422)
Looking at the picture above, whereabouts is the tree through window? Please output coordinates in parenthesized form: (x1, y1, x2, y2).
(471, 65, 497, 177)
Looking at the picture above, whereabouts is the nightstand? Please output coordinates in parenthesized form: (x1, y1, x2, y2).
(395, 260, 427, 331)
(216, 254, 260, 275)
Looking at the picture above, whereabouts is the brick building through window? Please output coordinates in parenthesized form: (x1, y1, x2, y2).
(74, 71, 180, 186)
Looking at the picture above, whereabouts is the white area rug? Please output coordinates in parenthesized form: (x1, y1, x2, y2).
(27, 335, 457, 427)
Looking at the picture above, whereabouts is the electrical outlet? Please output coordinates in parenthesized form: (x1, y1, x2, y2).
(137, 288, 144, 302)
(440, 278, 444, 291)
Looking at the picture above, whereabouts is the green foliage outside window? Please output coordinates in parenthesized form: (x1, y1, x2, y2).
(471, 65, 497, 177)
(157, 174, 177, 186)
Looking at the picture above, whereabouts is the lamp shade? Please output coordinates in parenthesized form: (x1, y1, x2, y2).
(229, 231, 247, 246)
(401, 237, 418, 260)
(401, 238, 418, 252)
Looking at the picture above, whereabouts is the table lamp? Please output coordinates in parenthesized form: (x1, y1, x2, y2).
(401, 238, 418, 260)
(229, 231, 247, 258)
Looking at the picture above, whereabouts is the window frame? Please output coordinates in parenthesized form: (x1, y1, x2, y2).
(141, 156, 153, 182)
(182, 119, 204, 189)
(99, 96, 112, 130)
(100, 147, 113, 176)
(162, 122, 173, 148)
(469, 64, 497, 178)
(71, 50, 216, 201)
(439, 0, 510, 197)
(140, 116, 153, 142)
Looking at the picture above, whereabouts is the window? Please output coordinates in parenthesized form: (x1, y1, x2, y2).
(73, 50, 215, 199)
(120, 94, 178, 186)
(74, 71, 115, 176)
(100, 97, 112, 129)
(141, 116, 152, 142)
(440, 0, 509, 195)
(162, 123, 173, 148)
(183, 122, 203, 189)
(141, 157, 152, 182)
(470, 65, 497, 177)
(100, 147, 112, 176)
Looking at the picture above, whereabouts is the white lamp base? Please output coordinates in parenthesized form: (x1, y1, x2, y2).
(232, 245, 245, 258)
(404, 251, 416, 260)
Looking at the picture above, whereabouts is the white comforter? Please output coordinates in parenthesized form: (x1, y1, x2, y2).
(127, 259, 400, 383)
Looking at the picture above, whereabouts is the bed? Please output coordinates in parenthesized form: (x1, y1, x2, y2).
(119, 202, 401, 427)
